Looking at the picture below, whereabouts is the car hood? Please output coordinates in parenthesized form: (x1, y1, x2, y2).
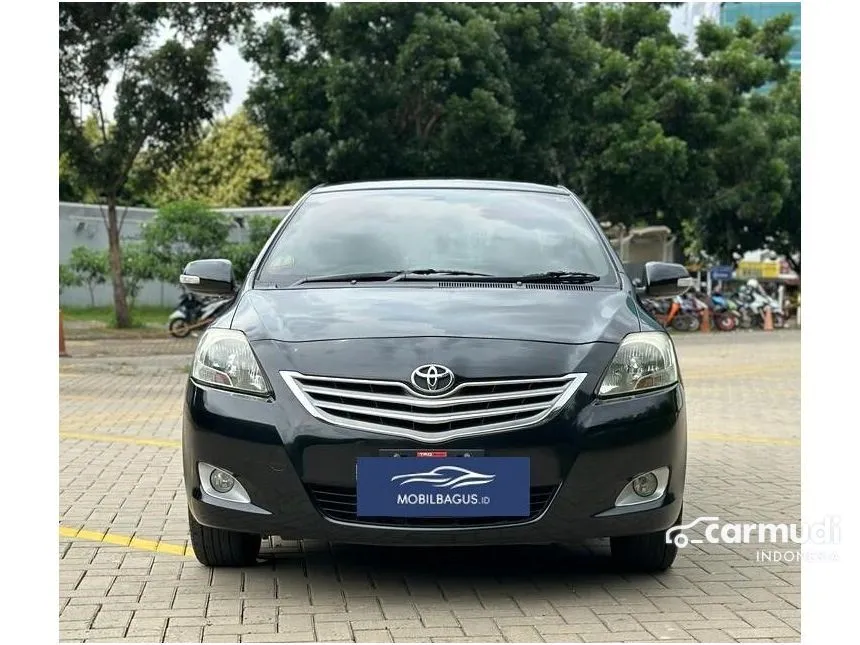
(231, 285, 641, 345)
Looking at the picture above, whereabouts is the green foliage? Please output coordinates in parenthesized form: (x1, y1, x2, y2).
(59, 264, 82, 295)
(140, 201, 233, 283)
(68, 246, 109, 306)
(154, 110, 300, 207)
(767, 72, 801, 272)
(121, 243, 159, 307)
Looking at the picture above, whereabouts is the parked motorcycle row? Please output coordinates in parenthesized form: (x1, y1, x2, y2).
(168, 288, 235, 338)
(641, 279, 789, 333)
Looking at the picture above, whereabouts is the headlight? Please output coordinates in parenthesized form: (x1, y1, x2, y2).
(191, 329, 270, 395)
(597, 332, 679, 397)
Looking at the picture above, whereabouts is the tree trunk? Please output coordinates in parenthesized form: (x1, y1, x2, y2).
(106, 196, 131, 327)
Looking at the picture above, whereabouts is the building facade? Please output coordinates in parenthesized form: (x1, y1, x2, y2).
(670, 2, 722, 50)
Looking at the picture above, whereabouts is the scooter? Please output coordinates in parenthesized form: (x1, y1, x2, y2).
(710, 294, 741, 332)
(671, 294, 701, 332)
(168, 291, 235, 338)
(641, 297, 683, 329)
(733, 286, 786, 329)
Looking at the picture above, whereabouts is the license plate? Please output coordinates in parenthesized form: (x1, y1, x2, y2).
(356, 457, 530, 518)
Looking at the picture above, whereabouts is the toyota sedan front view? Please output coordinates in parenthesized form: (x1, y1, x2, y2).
(179, 179, 692, 572)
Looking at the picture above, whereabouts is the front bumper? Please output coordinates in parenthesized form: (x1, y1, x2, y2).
(183, 377, 687, 546)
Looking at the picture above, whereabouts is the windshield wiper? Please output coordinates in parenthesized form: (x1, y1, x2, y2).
(515, 270, 602, 284)
(289, 271, 401, 286)
(390, 268, 494, 282)
(289, 268, 493, 287)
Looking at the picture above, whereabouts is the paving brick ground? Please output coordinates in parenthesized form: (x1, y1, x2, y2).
(59, 330, 801, 643)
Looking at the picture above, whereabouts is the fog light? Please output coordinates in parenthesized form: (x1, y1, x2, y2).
(632, 472, 659, 497)
(209, 469, 235, 494)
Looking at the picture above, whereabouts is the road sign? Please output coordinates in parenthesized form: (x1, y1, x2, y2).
(710, 265, 733, 281)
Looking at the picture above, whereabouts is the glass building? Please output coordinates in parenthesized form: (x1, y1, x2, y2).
(719, 3, 801, 71)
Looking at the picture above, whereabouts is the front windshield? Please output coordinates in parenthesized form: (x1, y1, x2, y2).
(256, 188, 616, 285)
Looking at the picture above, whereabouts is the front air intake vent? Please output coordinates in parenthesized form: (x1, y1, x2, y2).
(439, 282, 594, 291)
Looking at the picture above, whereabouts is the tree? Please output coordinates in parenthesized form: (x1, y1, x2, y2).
(154, 110, 300, 207)
(121, 243, 158, 308)
(243, 3, 524, 184)
(59, 2, 254, 326)
(768, 71, 801, 273)
(68, 246, 109, 307)
(60, 264, 82, 296)
(140, 201, 233, 283)
(678, 15, 797, 262)
(241, 3, 701, 226)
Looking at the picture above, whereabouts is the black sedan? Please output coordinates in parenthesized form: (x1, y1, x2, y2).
(179, 179, 692, 571)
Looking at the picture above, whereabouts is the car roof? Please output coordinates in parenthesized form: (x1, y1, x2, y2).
(311, 178, 569, 195)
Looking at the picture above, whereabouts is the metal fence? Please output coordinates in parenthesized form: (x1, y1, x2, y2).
(59, 202, 292, 308)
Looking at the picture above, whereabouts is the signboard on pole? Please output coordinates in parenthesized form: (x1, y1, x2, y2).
(710, 265, 734, 281)
(736, 260, 780, 279)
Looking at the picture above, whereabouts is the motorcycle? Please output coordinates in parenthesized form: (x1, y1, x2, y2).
(168, 290, 235, 338)
(671, 294, 701, 332)
(732, 285, 786, 329)
(709, 293, 741, 332)
(641, 297, 683, 329)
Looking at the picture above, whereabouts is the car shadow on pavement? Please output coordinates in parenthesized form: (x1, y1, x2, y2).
(255, 539, 648, 582)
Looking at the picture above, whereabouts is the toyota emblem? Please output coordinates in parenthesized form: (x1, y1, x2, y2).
(410, 364, 455, 395)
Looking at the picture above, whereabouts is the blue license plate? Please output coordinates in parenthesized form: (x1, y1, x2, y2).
(356, 457, 530, 518)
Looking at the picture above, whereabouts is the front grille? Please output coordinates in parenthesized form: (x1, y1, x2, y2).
(307, 483, 559, 527)
(280, 371, 587, 442)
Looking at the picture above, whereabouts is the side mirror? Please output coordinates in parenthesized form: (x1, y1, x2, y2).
(644, 262, 693, 299)
(179, 259, 235, 296)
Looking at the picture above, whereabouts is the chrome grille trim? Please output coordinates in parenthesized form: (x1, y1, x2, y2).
(299, 382, 569, 408)
(280, 370, 588, 443)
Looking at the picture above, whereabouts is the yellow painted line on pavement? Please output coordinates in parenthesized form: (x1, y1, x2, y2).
(59, 526, 194, 558)
(59, 431, 181, 449)
(689, 432, 800, 446)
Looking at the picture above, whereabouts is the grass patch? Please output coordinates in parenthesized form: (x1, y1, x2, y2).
(61, 306, 173, 328)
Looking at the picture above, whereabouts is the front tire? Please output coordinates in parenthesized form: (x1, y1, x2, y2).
(716, 313, 737, 332)
(610, 508, 682, 572)
(188, 508, 261, 567)
(169, 318, 191, 338)
(670, 314, 692, 332)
